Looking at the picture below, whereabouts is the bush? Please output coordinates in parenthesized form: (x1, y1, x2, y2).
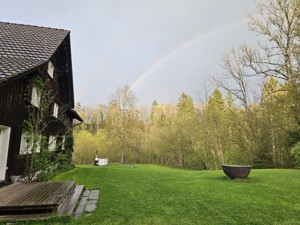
(56, 152, 75, 171)
(291, 142, 300, 169)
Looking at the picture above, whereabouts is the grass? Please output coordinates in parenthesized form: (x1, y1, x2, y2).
(14, 164, 300, 225)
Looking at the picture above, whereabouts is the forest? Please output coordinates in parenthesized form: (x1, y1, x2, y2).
(72, 0, 300, 169)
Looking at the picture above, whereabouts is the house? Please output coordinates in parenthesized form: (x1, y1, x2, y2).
(0, 22, 82, 181)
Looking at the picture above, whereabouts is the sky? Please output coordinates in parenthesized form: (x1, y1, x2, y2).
(0, 0, 264, 106)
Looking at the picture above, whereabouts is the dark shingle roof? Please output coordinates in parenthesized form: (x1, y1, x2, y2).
(0, 22, 69, 83)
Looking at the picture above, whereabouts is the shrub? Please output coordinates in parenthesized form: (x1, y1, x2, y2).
(291, 142, 300, 169)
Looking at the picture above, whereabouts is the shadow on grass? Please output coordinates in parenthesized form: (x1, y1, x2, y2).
(203, 173, 263, 184)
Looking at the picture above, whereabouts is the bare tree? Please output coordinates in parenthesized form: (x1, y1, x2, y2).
(213, 0, 300, 166)
(246, 0, 299, 82)
(246, 0, 300, 135)
(214, 47, 252, 111)
(109, 85, 137, 163)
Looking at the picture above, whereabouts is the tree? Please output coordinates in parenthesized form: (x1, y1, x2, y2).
(151, 100, 165, 126)
(213, 0, 300, 167)
(174, 93, 197, 168)
(254, 78, 294, 167)
(108, 85, 138, 163)
(215, 47, 252, 111)
(246, 0, 300, 166)
(176, 92, 195, 119)
(247, 0, 299, 82)
(246, 0, 300, 122)
(72, 130, 97, 164)
(72, 129, 108, 164)
(201, 89, 229, 169)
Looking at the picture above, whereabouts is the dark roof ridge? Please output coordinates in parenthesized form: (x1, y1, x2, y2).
(0, 21, 70, 33)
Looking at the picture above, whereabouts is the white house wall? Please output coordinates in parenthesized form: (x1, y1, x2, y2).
(0, 125, 11, 180)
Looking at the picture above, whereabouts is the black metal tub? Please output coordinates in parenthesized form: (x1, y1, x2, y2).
(222, 164, 251, 179)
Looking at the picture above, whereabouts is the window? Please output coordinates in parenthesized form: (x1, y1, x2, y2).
(19, 132, 28, 155)
(19, 132, 41, 155)
(47, 61, 54, 79)
(31, 86, 40, 108)
(62, 135, 66, 150)
(56, 136, 65, 151)
(53, 103, 59, 118)
(48, 135, 56, 151)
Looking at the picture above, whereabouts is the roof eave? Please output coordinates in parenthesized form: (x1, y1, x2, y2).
(0, 61, 47, 88)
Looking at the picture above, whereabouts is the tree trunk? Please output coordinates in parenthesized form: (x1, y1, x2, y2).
(121, 139, 124, 163)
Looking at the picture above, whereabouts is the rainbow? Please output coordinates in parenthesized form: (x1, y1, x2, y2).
(77, 16, 248, 100)
(129, 18, 248, 91)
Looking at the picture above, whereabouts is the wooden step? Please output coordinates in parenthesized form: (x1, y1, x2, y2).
(0, 181, 75, 215)
(0, 182, 85, 222)
(0, 181, 11, 189)
(0, 213, 55, 222)
(59, 185, 85, 216)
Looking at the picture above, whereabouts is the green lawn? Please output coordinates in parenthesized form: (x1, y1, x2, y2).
(20, 164, 300, 225)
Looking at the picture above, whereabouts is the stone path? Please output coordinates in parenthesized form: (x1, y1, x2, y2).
(73, 189, 100, 219)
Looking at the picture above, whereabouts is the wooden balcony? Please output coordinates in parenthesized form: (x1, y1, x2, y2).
(0, 181, 84, 222)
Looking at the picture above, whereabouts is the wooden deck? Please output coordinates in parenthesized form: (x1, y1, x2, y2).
(0, 181, 85, 222)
